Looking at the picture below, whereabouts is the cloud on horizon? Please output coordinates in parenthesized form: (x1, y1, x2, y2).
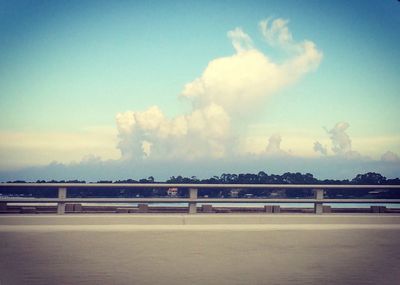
(314, 122, 363, 159)
(265, 134, 288, 156)
(1, 154, 399, 182)
(381, 151, 400, 162)
(313, 141, 328, 156)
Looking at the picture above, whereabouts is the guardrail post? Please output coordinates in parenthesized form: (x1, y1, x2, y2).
(57, 187, 67, 215)
(188, 188, 198, 214)
(264, 205, 273, 213)
(314, 189, 324, 214)
(273, 205, 281, 213)
(371, 206, 387, 213)
(74, 203, 83, 213)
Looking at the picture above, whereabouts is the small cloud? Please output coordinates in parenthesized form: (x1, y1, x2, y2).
(322, 121, 362, 159)
(326, 122, 352, 155)
(381, 151, 400, 162)
(265, 134, 287, 156)
(313, 141, 327, 155)
(227, 27, 254, 53)
(260, 18, 293, 49)
(259, 18, 322, 72)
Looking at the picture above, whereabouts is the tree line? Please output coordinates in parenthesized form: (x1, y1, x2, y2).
(6, 171, 399, 185)
(2, 171, 399, 199)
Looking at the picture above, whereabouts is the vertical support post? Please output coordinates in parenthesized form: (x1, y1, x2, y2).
(74, 203, 83, 213)
(272, 205, 281, 213)
(264, 205, 273, 213)
(188, 188, 198, 214)
(57, 187, 67, 215)
(314, 189, 324, 214)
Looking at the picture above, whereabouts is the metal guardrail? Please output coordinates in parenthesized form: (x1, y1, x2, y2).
(1, 183, 400, 214)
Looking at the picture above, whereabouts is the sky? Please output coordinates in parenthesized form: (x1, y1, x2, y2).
(0, 0, 399, 181)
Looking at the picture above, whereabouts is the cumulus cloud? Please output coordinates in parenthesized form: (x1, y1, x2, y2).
(116, 18, 322, 160)
(314, 122, 362, 159)
(381, 151, 400, 162)
(313, 141, 327, 155)
(327, 122, 352, 155)
(265, 134, 287, 156)
(116, 104, 231, 160)
(182, 19, 322, 115)
(79, 154, 103, 165)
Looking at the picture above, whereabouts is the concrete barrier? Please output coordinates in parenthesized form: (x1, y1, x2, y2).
(138, 204, 149, 213)
(116, 208, 130, 213)
(215, 208, 232, 213)
(65, 203, 83, 213)
(74, 204, 82, 213)
(273, 205, 281, 213)
(20, 207, 36, 214)
(264, 205, 273, 213)
(1, 214, 400, 285)
(201, 204, 213, 213)
(371, 206, 386, 213)
(65, 204, 75, 212)
(323, 205, 332, 213)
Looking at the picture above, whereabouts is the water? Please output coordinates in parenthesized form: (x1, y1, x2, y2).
(7, 202, 400, 208)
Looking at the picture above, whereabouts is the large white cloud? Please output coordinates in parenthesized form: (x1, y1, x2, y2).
(116, 18, 323, 160)
(116, 103, 231, 160)
(182, 19, 322, 115)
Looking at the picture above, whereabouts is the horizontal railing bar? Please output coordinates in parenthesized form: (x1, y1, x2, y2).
(2, 198, 400, 204)
(1, 183, 400, 189)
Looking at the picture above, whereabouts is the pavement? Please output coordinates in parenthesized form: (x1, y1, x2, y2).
(1, 214, 400, 285)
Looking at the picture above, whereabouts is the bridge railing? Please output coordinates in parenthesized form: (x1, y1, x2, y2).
(1, 183, 400, 214)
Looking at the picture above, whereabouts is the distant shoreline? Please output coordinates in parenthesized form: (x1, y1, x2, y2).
(2, 202, 400, 214)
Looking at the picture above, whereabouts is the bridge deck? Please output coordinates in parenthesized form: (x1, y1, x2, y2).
(1, 214, 399, 285)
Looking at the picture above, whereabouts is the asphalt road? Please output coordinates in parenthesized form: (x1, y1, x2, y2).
(0, 214, 399, 285)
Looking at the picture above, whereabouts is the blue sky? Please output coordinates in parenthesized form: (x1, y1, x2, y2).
(0, 0, 399, 180)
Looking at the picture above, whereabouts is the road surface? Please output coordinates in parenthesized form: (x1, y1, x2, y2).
(0, 214, 399, 285)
